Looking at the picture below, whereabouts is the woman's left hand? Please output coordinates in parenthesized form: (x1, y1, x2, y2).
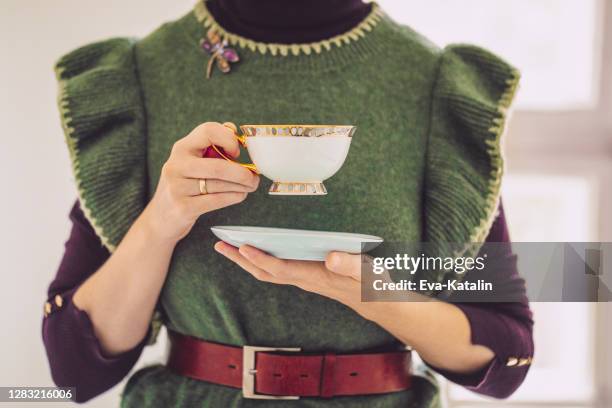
(213, 241, 364, 310)
(214, 240, 496, 375)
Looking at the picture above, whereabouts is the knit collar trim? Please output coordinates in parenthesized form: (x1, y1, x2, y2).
(193, 0, 385, 57)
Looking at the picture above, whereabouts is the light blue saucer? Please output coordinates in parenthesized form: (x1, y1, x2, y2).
(211, 226, 383, 261)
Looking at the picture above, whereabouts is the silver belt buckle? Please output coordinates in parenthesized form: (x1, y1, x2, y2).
(242, 345, 302, 400)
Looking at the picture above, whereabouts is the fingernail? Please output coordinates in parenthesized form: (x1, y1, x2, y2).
(327, 253, 340, 270)
(214, 242, 225, 254)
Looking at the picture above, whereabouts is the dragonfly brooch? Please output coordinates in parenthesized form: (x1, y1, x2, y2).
(200, 29, 240, 79)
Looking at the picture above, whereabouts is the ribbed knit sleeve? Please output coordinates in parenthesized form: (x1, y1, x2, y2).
(423, 44, 520, 258)
(55, 38, 147, 252)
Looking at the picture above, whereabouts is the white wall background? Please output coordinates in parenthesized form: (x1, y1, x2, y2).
(0, 1, 194, 406)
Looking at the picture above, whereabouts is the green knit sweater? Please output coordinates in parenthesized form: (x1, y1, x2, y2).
(55, 2, 519, 406)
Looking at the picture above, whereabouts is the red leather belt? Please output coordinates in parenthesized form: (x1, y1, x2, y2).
(167, 330, 411, 400)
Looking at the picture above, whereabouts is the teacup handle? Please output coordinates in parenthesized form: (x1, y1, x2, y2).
(211, 122, 258, 174)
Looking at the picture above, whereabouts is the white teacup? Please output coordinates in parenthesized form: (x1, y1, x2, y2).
(213, 124, 356, 195)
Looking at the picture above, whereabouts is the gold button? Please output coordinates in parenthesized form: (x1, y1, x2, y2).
(506, 357, 519, 367)
(44, 302, 52, 316)
(54, 294, 63, 308)
(518, 357, 532, 366)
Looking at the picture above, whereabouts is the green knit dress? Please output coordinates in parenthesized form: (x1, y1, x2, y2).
(55, 2, 519, 406)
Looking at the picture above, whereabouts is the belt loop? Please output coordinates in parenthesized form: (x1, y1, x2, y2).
(319, 352, 337, 398)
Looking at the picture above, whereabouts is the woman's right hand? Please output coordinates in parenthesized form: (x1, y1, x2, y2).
(73, 122, 258, 355)
(142, 122, 260, 244)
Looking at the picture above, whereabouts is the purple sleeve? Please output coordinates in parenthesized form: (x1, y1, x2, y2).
(429, 201, 534, 399)
(42, 201, 147, 403)
(44, 201, 533, 401)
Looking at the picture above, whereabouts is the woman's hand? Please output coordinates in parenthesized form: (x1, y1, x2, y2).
(143, 122, 260, 244)
(213, 243, 397, 305)
(213, 242, 363, 306)
(215, 242, 495, 375)
(73, 122, 259, 355)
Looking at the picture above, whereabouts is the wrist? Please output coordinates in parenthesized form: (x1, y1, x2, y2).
(135, 205, 182, 249)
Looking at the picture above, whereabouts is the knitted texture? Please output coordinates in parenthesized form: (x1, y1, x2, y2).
(56, 38, 146, 252)
(54, 3, 519, 407)
(422, 45, 520, 280)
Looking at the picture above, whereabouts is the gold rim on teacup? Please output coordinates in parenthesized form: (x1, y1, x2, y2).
(241, 125, 356, 138)
(213, 123, 356, 176)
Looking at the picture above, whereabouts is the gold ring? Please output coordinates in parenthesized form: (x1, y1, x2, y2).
(198, 179, 208, 195)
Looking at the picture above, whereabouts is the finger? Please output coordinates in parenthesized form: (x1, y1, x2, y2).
(174, 122, 241, 157)
(219, 243, 360, 299)
(236, 246, 358, 298)
(177, 178, 259, 196)
(325, 252, 363, 281)
(222, 122, 238, 133)
(178, 157, 259, 188)
(214, 241, 280, 283)
(237, 245, 292, 277)
(228, 244, 322, 286)
(240, 245, 348, 284)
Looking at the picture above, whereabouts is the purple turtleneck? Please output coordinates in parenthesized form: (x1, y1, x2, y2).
(206, 0, 372, 43)
(42, 0, 533, 403)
